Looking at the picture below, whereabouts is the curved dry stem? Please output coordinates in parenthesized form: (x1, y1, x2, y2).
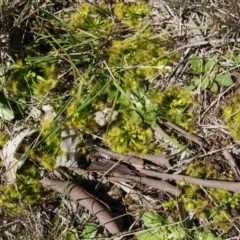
(40, 179, 121, 234)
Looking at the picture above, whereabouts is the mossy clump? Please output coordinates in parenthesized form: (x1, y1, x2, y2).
(6, 60, 57, 98)
(154, 87, 197, 131)
(114, 1, 150, 29)
(108, 32, 179, 82)
(41, 153, 58, 170)
(223, 89, 240, 139)
(0, 163, 43, 216)
(104, 119, 153, 154)
(68, 3, 112, 34)
(66, 98, 100, 132)
(68, 1, 149, 33)
(109, 2, 179, 82)
(32, 115, 61, 169)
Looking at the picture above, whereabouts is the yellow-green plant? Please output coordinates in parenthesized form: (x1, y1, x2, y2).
(36, 116, 61, 169)
(136, 211, 186, 240)
(177, 161, 240, 232)
(62, 1, 183, 133)
(161, 161, 240, 238)
(154, 87, 197, 131)
(66, 98, 100, 132)
(114, 1, 150, 29)
(6, 60, 57, 98)
(0, 163, 43, 215)
(2, 1, 194, 172)
(223, 89, 240, 139)
(68, 3, 112, 34)
(108, 32, 179, 83)
(0, 132, 8, 147)
(104, 119, 153, 154)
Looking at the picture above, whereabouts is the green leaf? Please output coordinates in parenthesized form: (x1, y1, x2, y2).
(136, 229, 160, 240)
(189, 54, 202, 72)
(128, 109, 141, 121)
(137, 213, 186, 240)
(210, 82, 218, 92)
(202, 229, 223, 240)
(108, 86, 119, 100)
(192, 77, 201, 86)
(185, 85, 196, 91)
(204, 60, 215, 72)
(16, 98, 26, 113)
(0, 95, 14, 121)
(168, 225, 186, 240)
(224, 52, 240, 65)
(215, 74, 233, 87)
(185, 77, 201, 91)
(233, 54, 240, 64)
(204, 54, 218, 72)
(117, 92, 131, 106)
(201, 77, 210, 89)
(142, 212, 166, 228)
(193, 229, 223, 240)
(0, 0, 6, 6)
(61, 230, 77, 240)
(0, 105, 14, 121)
(81, 223, 98, 239)
(145, 101, 158, 113)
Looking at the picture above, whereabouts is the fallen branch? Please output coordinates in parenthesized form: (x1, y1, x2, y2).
(94, 146, 144, 166)
(139, 169, 240, 193)
(69, 165, 181, 196)
(140, 153, 172, 168)
(111, 174, 182, 197)
(94, 146, 171, 168)
(40, 179, 121, 235)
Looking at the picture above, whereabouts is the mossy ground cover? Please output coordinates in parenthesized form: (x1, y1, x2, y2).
(1, 0, 240, 239)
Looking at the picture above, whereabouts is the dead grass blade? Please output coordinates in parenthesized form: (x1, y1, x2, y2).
(164, 121, 206, 148)
(222, 150, 240, 177)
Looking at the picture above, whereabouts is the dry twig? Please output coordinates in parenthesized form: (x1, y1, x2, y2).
(140, 169, 240, 193)
(94, 146, 171, 168)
